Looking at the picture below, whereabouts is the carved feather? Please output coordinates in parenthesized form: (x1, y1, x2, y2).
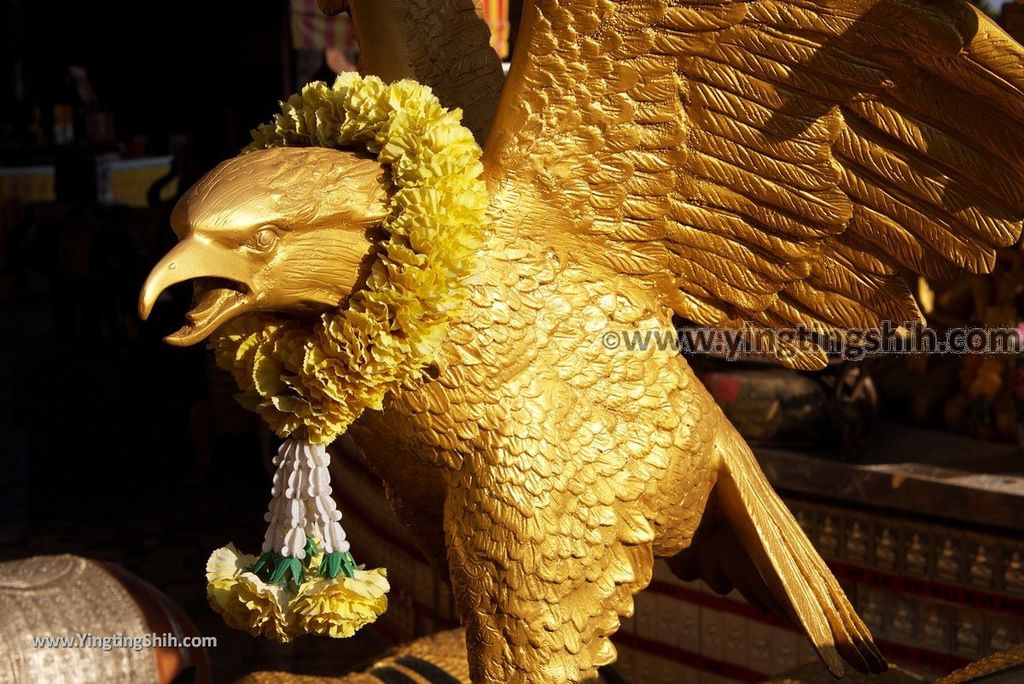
(485, 0, 1024, 368)
(331, 0, 506, 143)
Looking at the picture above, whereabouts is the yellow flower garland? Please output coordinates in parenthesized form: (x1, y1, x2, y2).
(206, 544, 293, 641)
(212, 73, 488, 445)
(206, 543, 389, 642)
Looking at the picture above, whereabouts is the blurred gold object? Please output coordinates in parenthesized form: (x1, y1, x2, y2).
(142, 1, 1024, 681)
(937, 642, 1024, 684)
(937, 249, 1024, 440)
(481, 0, 511, 59)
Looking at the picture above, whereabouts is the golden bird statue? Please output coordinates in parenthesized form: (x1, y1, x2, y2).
(139, 0, 1024, 681)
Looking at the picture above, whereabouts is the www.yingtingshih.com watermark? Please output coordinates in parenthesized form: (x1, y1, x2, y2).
(600, 321, 1024, 362)
(30, 632, 217, 652)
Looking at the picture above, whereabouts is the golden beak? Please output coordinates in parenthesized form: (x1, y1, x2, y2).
(139, 237, 256, 346)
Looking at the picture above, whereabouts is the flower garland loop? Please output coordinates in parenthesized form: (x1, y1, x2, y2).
(212, 73, 488, 445)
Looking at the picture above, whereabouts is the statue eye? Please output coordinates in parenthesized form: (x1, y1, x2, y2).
(250, 226, 278, 252)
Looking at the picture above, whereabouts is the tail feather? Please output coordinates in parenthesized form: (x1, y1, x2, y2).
(672, 420, 886, 676)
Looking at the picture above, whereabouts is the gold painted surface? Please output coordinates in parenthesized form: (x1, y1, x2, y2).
(237, 628, 472, 684)
(142, 1, 1024, 682)
(0, 555, 155, 683)
(138, 147, 388, 347)
(485, 0, 1024, 371)
(318, 0, 505, 143)
(936, 643, 1024, 683)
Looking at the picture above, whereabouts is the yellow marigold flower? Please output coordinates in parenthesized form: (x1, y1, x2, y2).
(206, 531, 390, 643)
(205, 545, 295, 642)
(293, 569, 390, 639)
(211, 73, 487, 446)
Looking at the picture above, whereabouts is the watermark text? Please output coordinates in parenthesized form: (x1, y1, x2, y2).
(601, 321, 1024, 362)
(30, 632, 216, 652)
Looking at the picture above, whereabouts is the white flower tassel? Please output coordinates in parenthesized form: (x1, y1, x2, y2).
(203, 435, 388, 642)
(263, 439, 349, 560)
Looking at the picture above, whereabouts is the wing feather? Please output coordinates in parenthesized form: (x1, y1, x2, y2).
(485, 0, 1024, 367)
(336, 0, 505, 143)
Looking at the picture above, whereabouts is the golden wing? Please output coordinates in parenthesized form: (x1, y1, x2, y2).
(319, 0, 505, 142)
(485, 0, 1024, 368)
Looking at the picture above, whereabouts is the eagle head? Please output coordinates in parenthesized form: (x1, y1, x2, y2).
(139, 146, 390, 345)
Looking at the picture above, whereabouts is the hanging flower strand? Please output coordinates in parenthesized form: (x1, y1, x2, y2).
(254, 439, 357, 582)
(205, 438, 388, 643)
(202, 72, 486, 643)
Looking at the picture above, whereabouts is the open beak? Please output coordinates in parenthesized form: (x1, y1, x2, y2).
(139, 238, 256, 346)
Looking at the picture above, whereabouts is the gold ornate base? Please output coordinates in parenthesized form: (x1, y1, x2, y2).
(236, 629, 471, 684)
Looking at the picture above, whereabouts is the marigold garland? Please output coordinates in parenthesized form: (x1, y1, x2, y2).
(206, 542, 389, 642)
(212, 73, 488, 445)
